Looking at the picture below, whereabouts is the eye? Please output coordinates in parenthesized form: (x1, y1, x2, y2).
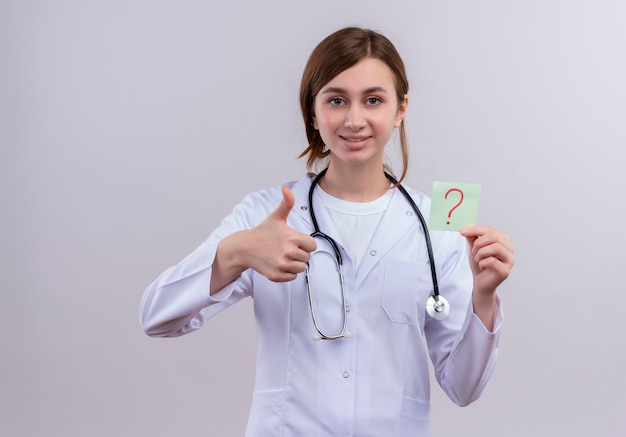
(329, 97, 345, 106)
(366, 97, 382, 105)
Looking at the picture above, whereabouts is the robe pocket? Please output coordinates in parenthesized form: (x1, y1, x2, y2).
(381, 259, 428, 327)
(245, 389, 285, 437)
(398, 397, 431, 435)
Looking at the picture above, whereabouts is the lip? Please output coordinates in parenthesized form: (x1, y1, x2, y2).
(339, 135, 372, 148)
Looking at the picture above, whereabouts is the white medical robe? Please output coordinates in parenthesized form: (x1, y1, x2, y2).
(140, 173, 503, 437)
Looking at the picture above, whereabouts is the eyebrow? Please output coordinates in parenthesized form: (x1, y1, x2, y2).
(320, 86, 388, 95)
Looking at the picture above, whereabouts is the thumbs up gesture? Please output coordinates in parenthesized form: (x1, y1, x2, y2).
(250, 186, 318, 282)
(210, 186, 317, 293)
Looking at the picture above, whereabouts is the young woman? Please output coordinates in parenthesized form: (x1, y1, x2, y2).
(140, 27, 515, 436)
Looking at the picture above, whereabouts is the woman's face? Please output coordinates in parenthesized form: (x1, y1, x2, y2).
(312, 57, 407, 171)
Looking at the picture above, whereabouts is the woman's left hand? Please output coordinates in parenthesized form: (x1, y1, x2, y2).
(460, 225, 515, 297)
(460, 226, 514, 330)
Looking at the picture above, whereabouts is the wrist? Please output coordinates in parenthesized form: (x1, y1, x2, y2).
(222, 230, 253, 272)
(472, 290, 498, 331)
(210, 231, 251, 295)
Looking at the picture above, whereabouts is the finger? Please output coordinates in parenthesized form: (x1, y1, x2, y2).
(462, 226, 514, 253)
(266, 270, 299, 283)
(472, 236, 515, 259)
(460, 225, 512, 246)
(271, 186, 296, 222)
(289, 247, 314, 263)
(473, 243, 514, 265)
(298, 234, 318, 253)
(273, 258, 308, 277)
(284, 260, 309, 274)
(460, 225, 493, 238)
(477, 256, 513, 280)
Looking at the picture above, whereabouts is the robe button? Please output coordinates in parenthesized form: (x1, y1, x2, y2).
(406, 210, 413, 216)
(300, 205, 308, 211)
(370, 250, 377, 256)
(343, 371, 350, 378)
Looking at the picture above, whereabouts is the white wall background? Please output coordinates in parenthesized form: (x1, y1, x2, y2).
(2, 0, 625, 436)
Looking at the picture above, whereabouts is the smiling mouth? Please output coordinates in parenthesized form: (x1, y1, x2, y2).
(341, 136, 370, 142)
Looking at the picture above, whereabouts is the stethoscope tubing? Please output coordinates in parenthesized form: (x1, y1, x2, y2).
(305, 168, 448, 340)
(384, 172, 441, 301)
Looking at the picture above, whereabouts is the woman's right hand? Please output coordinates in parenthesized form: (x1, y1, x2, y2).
(210, 186, 317, 294)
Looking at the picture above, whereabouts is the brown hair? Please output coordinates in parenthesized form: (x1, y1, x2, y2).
(299, 27, 410, 182)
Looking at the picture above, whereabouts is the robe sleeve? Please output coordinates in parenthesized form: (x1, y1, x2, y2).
(425, 231, 504, 406)
(139, 187, 282, 337)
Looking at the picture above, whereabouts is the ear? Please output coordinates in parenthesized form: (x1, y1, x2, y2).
(311, 111, 319, 130)
(394, 94, 409, 128)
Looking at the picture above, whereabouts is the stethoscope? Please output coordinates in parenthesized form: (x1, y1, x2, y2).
(305, 168, 450, 341)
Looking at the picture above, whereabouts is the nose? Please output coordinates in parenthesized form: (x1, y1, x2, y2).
(344, 105, 365, 129)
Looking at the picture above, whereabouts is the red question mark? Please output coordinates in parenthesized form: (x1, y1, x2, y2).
(445, 188, 464, 225)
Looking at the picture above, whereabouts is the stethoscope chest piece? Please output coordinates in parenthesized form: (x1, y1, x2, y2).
(426, 295, 450, 320)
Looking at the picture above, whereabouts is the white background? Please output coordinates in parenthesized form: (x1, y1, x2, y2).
(2, 0, 625, 436)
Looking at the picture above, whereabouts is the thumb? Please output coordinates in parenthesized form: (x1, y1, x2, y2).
(271, 186, 295, 222)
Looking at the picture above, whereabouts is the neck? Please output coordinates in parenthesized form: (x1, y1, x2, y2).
(319, 160, 390, 202)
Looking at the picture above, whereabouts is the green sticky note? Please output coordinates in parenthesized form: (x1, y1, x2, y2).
(428, 182, 482, 231)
